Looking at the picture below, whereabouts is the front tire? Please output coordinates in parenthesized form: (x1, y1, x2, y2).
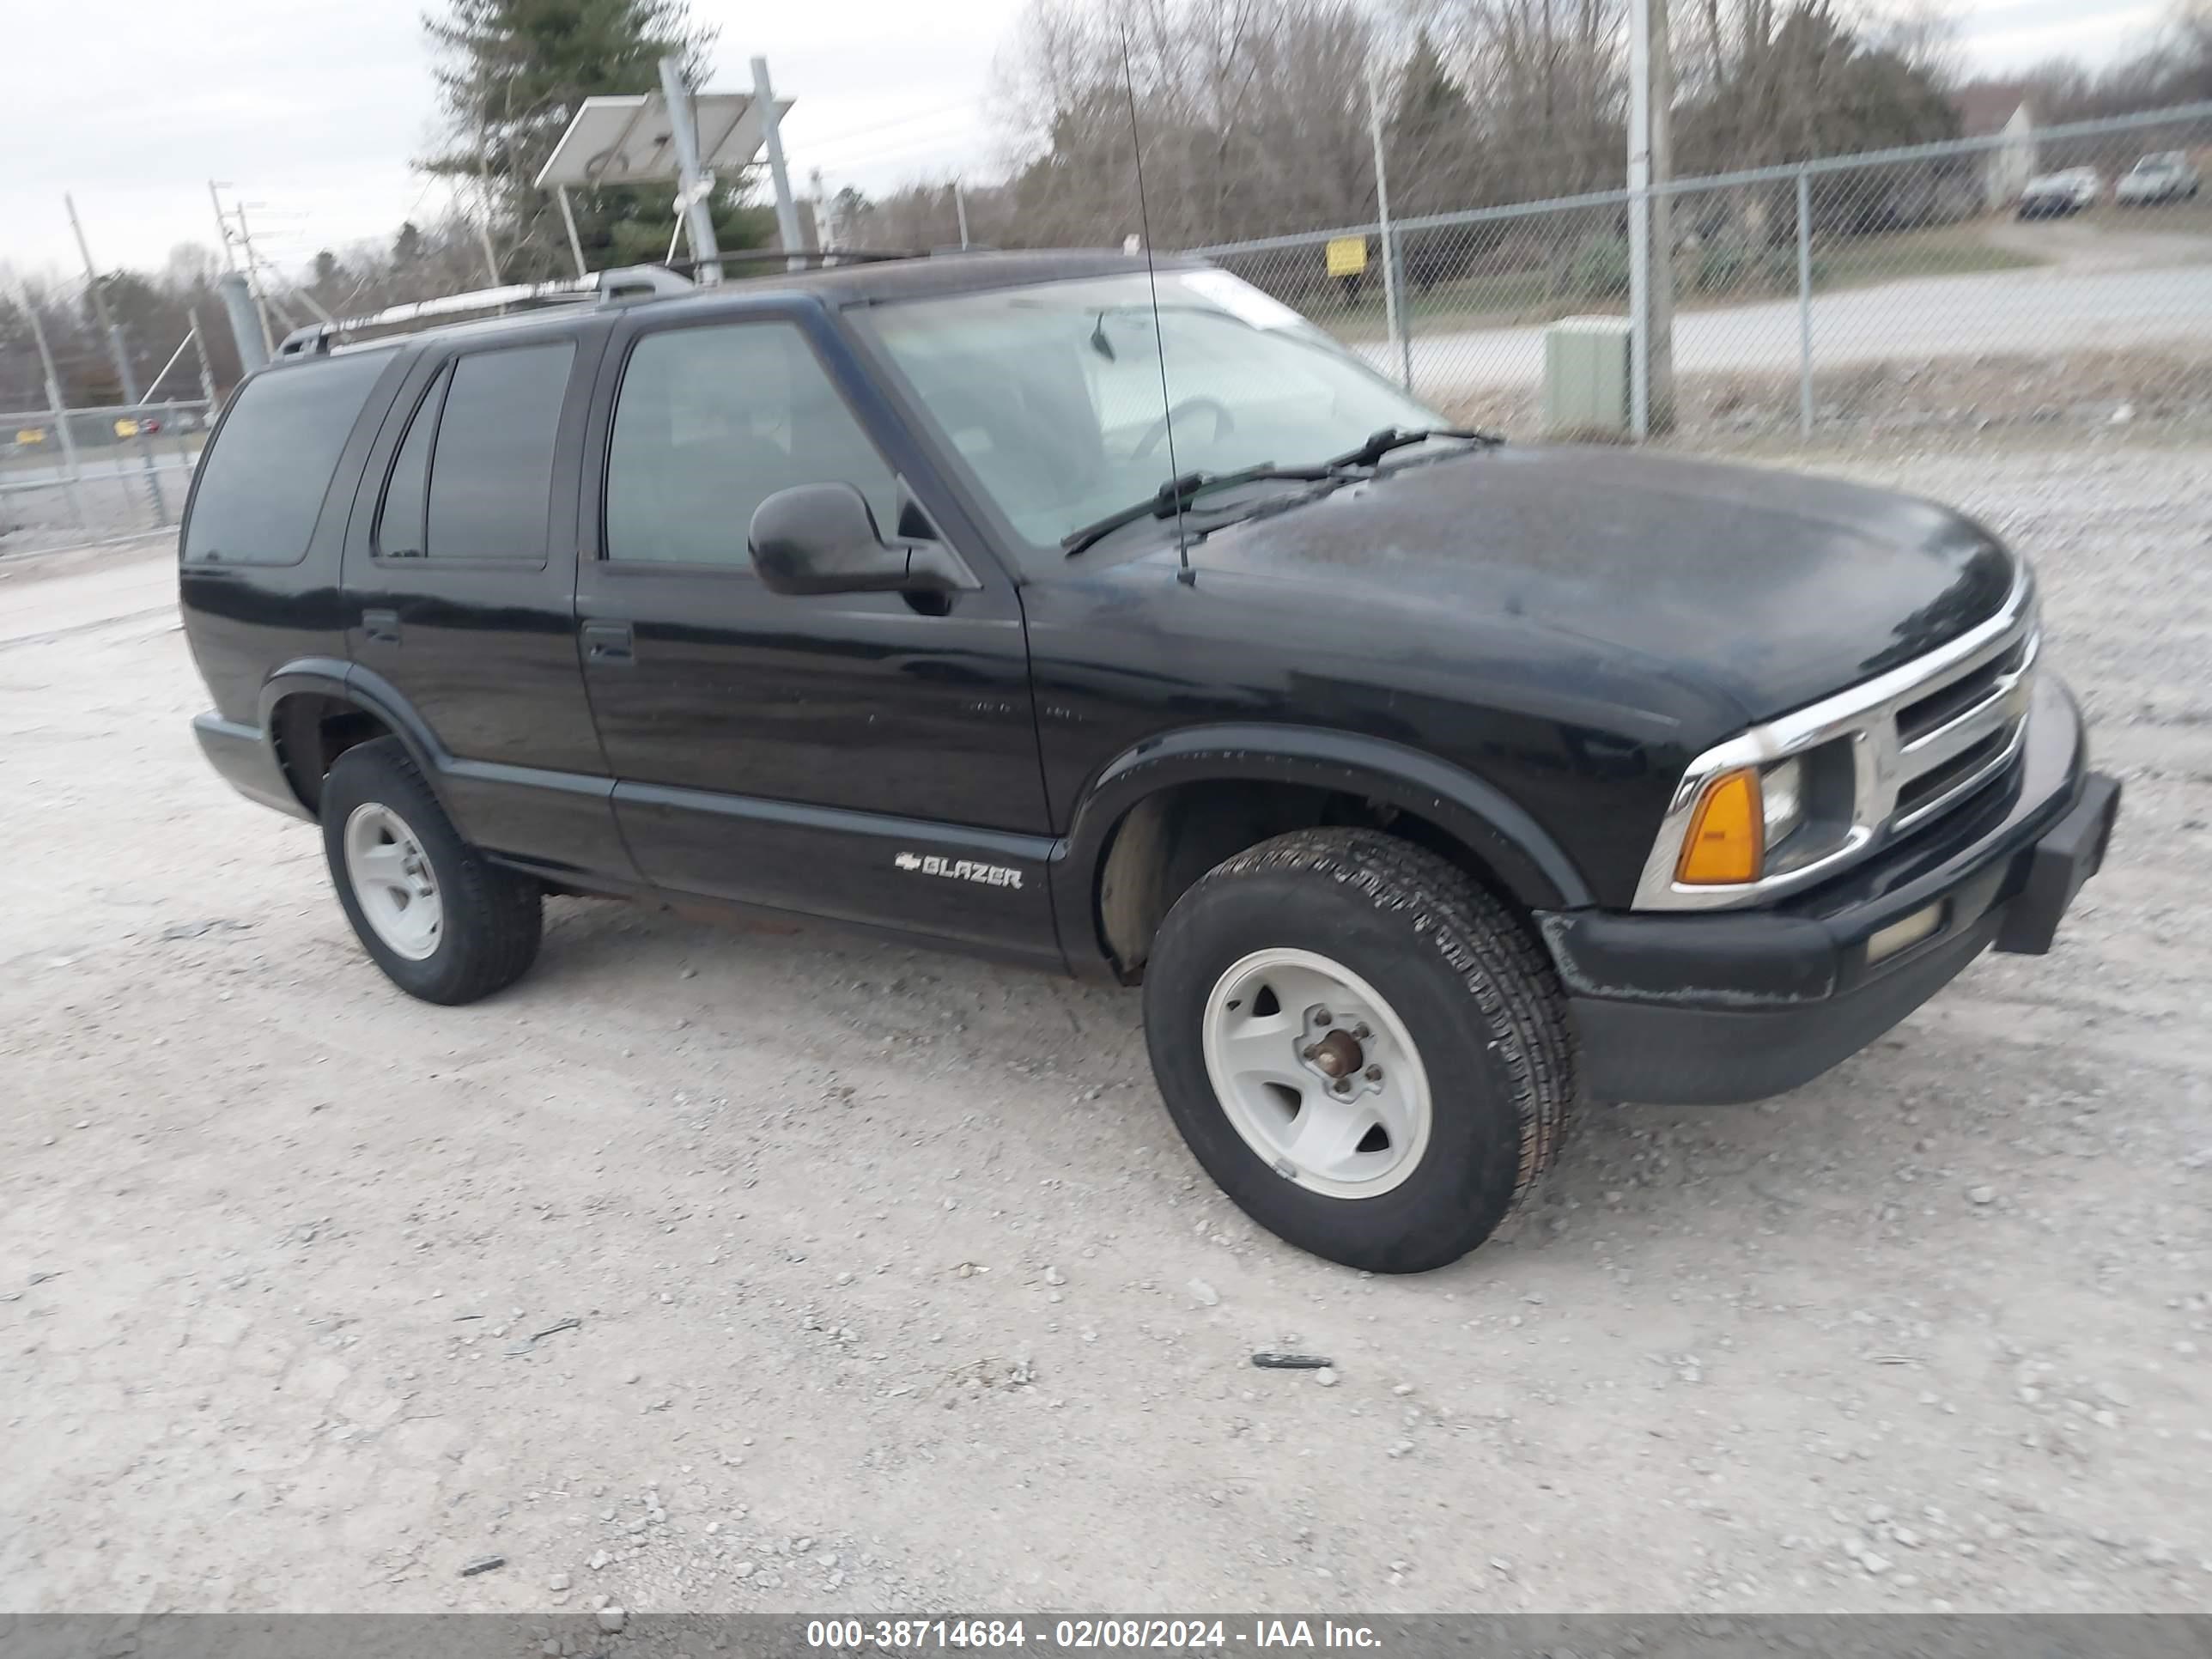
(321, 737, 542, 1005)
(1141, 829, 1577, 1273)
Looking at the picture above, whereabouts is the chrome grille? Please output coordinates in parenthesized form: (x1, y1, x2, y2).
(1634, 565, 2039, 911)
(1882, 622, 2037, 834)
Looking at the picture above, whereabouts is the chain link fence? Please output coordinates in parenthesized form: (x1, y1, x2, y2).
(1194, 101, 2212, 441)
(0, 397, 212, 557)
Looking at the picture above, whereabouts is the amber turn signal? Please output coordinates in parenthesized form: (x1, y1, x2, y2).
(1675, 768, 1764, 884)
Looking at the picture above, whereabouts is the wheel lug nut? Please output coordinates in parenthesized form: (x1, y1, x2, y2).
(1314, 1009, 1333, 1026)
(1364, 1065, 1382, 1081)
(1300, 1045, 1319, 1061)
(1333, 1079, 1352, 1094)
(1352, 1024, 1371, 1041)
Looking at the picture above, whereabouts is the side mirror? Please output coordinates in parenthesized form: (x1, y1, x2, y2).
(749, 482, 972, 597)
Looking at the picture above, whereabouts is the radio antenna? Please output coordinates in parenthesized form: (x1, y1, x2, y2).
(1119, 25, 1193, 583)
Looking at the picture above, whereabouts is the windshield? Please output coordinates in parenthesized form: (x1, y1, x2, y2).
(855, 270, 1449, 550)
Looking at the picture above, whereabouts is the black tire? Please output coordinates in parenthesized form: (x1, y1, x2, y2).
(320, 737, 542, 1005)
(1142, 828, 1577, 1274)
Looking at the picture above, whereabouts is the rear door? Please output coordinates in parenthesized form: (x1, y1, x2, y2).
(572, 301, 1058, 961)
(340, 323, 635, 887)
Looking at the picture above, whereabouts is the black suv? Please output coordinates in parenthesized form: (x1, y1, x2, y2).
(179, 251, 2120, 1273)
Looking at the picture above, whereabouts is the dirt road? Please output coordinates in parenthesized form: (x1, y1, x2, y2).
(3, 439, 2209, 1615)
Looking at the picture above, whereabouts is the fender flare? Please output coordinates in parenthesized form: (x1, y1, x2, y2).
(257, 659, 453, 813)
(1060, 722, 1594, 924)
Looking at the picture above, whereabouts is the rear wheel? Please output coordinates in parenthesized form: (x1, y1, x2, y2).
(1141, 828, 1577, 1273)
(321, 737, 542, 1005)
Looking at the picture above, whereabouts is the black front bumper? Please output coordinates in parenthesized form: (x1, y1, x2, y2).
(1542, 678, 2119, 1104)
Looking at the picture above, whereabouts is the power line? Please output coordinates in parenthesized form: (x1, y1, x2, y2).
(787, 99, 977, 155)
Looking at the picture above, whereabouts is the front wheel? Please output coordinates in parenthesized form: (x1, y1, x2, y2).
(1141, 829, 1577, 1273)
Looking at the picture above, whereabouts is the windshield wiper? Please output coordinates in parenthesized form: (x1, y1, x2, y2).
(1061, 463, 1330, 557)
(1320, 425, 1500, 472)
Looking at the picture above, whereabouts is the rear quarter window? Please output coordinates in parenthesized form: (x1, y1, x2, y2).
(182, 353, 391, 565)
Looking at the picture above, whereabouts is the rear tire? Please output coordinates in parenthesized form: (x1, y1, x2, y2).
(321, 737, 542, 1005)
(1141, 828, 1577, 1273)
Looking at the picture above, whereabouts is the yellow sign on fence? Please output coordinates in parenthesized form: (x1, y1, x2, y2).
(1324, 236, 1368, 276)
(15, 428, 46, 447)
(112, 418, 140, 439)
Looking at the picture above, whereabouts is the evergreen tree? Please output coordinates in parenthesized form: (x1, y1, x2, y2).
(1387, 31, 1480, 288)
(1387, 31, 1474, 213)
(420, 0, 773, 281)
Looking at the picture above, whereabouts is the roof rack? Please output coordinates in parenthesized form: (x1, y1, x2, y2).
(273, 264, 696, 360)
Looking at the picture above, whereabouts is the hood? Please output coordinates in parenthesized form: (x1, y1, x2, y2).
(1186, 444, 2021, 725)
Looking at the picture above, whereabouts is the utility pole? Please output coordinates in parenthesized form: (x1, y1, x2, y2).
(234, 199, 277, 355)
(217, 273, 269, 374)
(65, 193, 167, 520)
(209, 179, 238, 273)
(65, 194, 140, 403)
(751, 56, 805, 270)
(1626, 0, 1676, 438)
(210, 183, 275, 357)
(954, 179, 971, 250)
(20, 287, 89, 533)
(659, 54, 724, 284)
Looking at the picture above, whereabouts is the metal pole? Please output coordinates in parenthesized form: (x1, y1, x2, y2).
(1645, 0, 1676, 435)
(217, 272, 269, 374)
(187, 309, 219, 406)
(660, 54, 725, 284)
(1627, 0, 1651, 441)
(955, 180, 971, 250)
(750, 57, 805, 272)
(470, 151, 504, 286)
(1796, 167, 1814, 440)
(66, 193, 167, 521)
(230, 200, 276, 356)
(141, 330, 198, 402)
(21, 290, 91, 534)
(209, 180, 239, 272)
(66, 195, 140, 404)
(556, 185, 590, 277)
(1366, 54, 1409, 391)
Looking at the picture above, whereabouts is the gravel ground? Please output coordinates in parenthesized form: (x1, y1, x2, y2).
(2, 439, 2208, 1616)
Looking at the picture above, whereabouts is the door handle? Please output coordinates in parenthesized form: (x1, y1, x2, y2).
(362, 608, 401, 647)
(583, 621, 635, 666)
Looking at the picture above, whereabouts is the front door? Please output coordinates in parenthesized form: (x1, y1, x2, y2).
(573, 305, 1057, 962)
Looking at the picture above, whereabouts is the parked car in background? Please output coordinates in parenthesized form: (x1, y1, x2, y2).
(2017, 168, 2101, 218)
(2117, 151, 2203, 206)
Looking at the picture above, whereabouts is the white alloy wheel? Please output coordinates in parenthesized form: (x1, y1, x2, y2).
(1200, 946, 1433, 1199)
(343, 802, 444, 961)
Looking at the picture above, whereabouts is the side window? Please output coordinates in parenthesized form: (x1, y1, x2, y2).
(183, 352, 388, 565)
(605, 321, 899, 567)
(422, 342, 575, 562)
(373, 364, 452, 559)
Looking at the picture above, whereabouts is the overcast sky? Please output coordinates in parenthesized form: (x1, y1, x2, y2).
(0, 0, 2166, 277)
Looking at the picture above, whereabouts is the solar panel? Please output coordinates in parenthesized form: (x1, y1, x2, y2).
(533, 92, 798, 190)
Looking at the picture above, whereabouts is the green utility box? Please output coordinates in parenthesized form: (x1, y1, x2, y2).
(1542, 316, 1632, 438)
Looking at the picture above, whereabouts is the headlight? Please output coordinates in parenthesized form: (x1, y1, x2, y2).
(1760, 757, 1806, 849)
